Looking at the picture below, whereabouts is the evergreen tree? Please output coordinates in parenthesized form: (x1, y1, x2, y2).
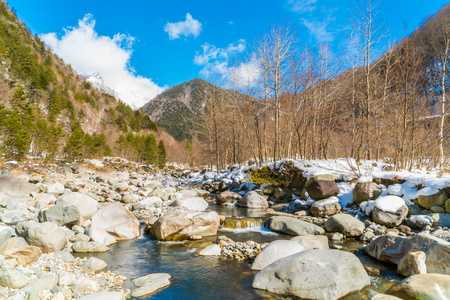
(64, 123, 84, 160)
(158, 140, 167, 169)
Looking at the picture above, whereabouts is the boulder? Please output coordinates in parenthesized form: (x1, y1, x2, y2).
(84, 257, 107, 271)
(446, 199, 450, 213)
(0, 175, 38, 195)
(418, 191, 448, 209)
(386, 274, 450, 300)
(408, 215, 433, 229)
(42, 205, 80, 227)
(237, 191, 268, 208)
(3, 245, 42, 265)
(131, 276, 171, 297)
(324, 214, 365, 237)
(150, 210, 220, 241)
(121, 193, 138, 204)
(71, 277, 100, 294)
(131, 273, 171, 287)
(397, 251, 427, 277)
(56, 192, 99, 222)
(251, 240, 305, 270)
(430, 213, 450, 227)
(310, 197, 341, 217)
(252, 249, 370, 299)
(72, 241, 109, 253)
(0, 236, 27, 254)
(305, 175, 340, 200)
(353, 182, 382, 203)
(47, 183, 65, 195)
(170, 197, 209, 211)
(58, 271, 77, 286)
(290, 235, 329, 250)
(0, 270, 30, 289)
(25, 222, 67, 253)
(199, 244, 221, 256)
(216, 191, 241, 206)
(86, 224, 116, 245)
(372, 196, 408, 227)
(91, 203, 140, 240)
(273, 187, 292, 199)
(268, 216, 325, 236)
(35, 193, 56, 205)
(366, 233, 450, 274)
(20, 274, 58, 292)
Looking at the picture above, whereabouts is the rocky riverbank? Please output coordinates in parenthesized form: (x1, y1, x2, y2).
(0, 157, 449, 299)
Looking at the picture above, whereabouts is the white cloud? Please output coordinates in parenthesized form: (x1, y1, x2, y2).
(286, 0, 317, 13)
(301, 18, 335, 42)
(164, 13, 202, 40)
(40, 14, 164, 108)
(194, 39, 260, 87)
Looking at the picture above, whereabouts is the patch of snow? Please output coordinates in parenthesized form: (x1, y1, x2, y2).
(360, 200, 375, 216)
(374, 196, 405, 213)
(387, 184, 403, 196)
(409, 215, 433, 225)
(336, 182, 354, 209)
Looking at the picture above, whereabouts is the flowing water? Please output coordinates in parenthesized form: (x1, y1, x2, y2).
(86, 205, 404, 299)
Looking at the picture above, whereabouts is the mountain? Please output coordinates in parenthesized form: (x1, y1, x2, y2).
(0, 2, 162, 163)
(141, 78, 253, 142)
(82, 72, 118, 99)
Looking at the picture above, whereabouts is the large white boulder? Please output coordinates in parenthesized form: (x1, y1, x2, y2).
(91, 203, 140, 240)
(56, 193, 99, 222)
(252, 240, 305, 270)
(252, 249, 370, 299)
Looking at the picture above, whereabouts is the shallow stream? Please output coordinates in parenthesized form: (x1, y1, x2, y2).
(85, 205, 405, 299)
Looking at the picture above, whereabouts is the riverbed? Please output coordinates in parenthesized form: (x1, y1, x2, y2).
(82, 205, 404, 299)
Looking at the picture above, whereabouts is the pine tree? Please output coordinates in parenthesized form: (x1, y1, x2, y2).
(158, 140, 167, 169)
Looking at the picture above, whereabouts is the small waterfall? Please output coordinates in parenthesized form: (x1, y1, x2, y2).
(222, 217, 264, 229)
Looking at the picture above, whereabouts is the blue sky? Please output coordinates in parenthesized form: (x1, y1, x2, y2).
(8, 0, 449, 107)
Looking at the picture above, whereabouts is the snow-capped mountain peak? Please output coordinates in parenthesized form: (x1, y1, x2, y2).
(82, 72, 118, 99)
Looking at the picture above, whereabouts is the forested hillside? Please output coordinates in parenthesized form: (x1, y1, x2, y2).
(165, 2, 450, 171)
(0, 1, 165, 166)
(141, 78, 257, 142)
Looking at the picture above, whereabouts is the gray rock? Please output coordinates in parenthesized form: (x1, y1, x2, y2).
(397, 251, 427, 277)
(372, 205, 408, 228)
(290, 235, 329, 250)
(325, 214, 365, 237)
(0, 175, 38, 195)
(0, 270, 30, 289)
(170, 197, 208, 211)
(35, 193, 56, 205)
(42, 205, 80, 227)
(70, 233, 91, 243)
(27, 222, 67, 253)
(237, 191, 268, 208)
(268, 216, 325, 236)
(72, 241, 109, 253)
(47, 183, 65, 195)
(131, 273, 171, 287)
(84, 257, 107, 271)
(86, 224, 116, 245)
(56, 192, 99, 222)
(366, 233, 450, 274)
(150, 210, 220, 241)
(131, 276, 171, 297)
(0, 236, 27, 254)
(353, 182, 381, 203)
(6, 198, 27, 210)
(55, 251, 74, 261)
(310, 197, 341, 217)
(305, 175, 340, 200)
(252, 249, 371, 299)
(58, 270, 77, 286)
(91, 203, 140, 240)
(71, 277, 100, 293)
(216, 191, 241, 206)
(430, 213, 450, 227)
(20, 274, 58, 292)
(386, 273, 450, 300)
(121, 192, 137, 204)
(251, 240, 305, 270)
(418, 191, 447, 209)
